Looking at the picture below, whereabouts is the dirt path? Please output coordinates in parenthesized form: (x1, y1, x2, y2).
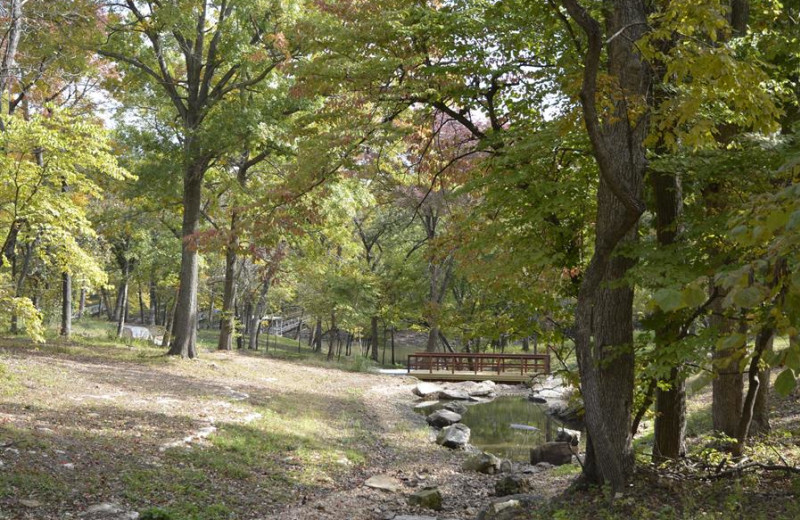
(0, 342, 572, 520)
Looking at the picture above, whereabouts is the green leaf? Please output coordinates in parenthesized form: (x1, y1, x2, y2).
(653, 288, 684, 312)
(774, 368, 797, 396)
(733, 286, 763, 308)
(682, 284, 707, 308)
(785, 347, 800, 372)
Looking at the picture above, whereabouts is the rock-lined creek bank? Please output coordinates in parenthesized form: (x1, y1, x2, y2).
(355, 377, 585, 520)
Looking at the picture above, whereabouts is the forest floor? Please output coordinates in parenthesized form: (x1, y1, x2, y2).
(1, 328, 799, 520)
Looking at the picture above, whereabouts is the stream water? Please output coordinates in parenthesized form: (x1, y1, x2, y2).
(420, 396, 563, 462)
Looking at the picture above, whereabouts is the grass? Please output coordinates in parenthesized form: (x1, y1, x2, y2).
(0, 322, 385, 520)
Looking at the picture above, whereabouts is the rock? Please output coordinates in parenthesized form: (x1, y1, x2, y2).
(468, 381, 496, 397)
(394, 516, 437, 520)
(86, 503, 123, 515)
(442, 401, 468, 414)
(20, 499, 41, 508)
(495, 474, 534, 497)
(426, 409, 462, 428)
(408, 487, 442, 511)
(365, 474, 403, 493)
(413, 383, 443, 398)
(462, 452, 503, 474)
(82, 503, 139, 519)
(529, 442, 576, 466)
(414, 400, 440, 410)
(555, 427, 581, 446)
(477, 494, 543, 520)
(436, 423, 470, 449)
(546, 400, 584, 429)
(536, 388, 567, 400)
(439, 388, 470, 400)
(527, 394, 547, 404)
(499, 459, 513, 473)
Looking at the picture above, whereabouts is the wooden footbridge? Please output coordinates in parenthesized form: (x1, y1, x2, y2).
(407, 352, 550, 383)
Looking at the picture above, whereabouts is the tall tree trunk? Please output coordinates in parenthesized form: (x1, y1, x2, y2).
(247, 284, 269, 350)
(138, 284, 146, 324)
(370, 315, 379, 361)
(0, 0, 23, 122)
(733, 325, 771, 457)
(207, 285, 215, 330)
(11, 239, 34, 333)
(77, 287, 86, 321)
(750, 329, 773, 436)
(327, 314, 336, 361)
(60, 272, 72, 338)
(148, 279, 157, 326)
(218, 233, 238, 350)
(163, 294, 178, 348)
(560, 0, 650, 491)
(652, 168, 687, 460)
(711, 295, 744, 437)
(116, 262, 130, 338)
(101, 287, 114, 321)
(169, 164, 206, 358)
(390, 326, 395, 365)
(113, 286, 124, 322)
(314, 318, 322, 352)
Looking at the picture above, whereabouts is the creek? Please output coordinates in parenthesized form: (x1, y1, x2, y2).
(420, 396, 564, 462)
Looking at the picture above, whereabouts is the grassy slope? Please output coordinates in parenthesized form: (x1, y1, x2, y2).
(0, 319, 393, 519)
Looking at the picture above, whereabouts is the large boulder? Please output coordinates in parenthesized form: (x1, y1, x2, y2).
(443, 401, 468, 414)
(468, 381, 496, 397)
(495, 474, 534, 497)
(413, 383, 443, 398)
(529, 442, 576, 466)
(436, 423, 470, 449)
(439, 388, 470, 400)
(545, 400, 585, 429)
(462, 452, 504, 474)
(426, 409, 462, 428)
(555, 427, 581, 446)
(408, 487, 442, 511)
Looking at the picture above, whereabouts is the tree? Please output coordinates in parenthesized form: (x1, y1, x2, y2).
(100, 0, 300, 358)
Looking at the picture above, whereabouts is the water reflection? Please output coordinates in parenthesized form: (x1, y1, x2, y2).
(460, 396, 558, 461)
(417, 396, 562, 462)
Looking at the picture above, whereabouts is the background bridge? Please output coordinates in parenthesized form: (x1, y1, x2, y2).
(407, 352, 550, 383)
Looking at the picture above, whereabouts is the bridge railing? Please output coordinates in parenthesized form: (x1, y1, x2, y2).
(407, 352, 550, 376)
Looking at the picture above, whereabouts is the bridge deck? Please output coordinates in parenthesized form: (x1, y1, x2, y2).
(407, 352, 550, 383)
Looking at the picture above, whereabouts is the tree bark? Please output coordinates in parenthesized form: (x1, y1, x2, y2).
(116, 261, 129, 339)
(218, 210, 240, 350)
(78, 287, 86, 321)
(101, 287, 114, 321)
(163, 294, 178, 348)
(711, 293, 744, 437)
(60, 273, 72, 338)
(370, 315, 379, 361)
(327, 314, 336, 361)
(148, 279, 157, 326)
(651, 167, 687, 460)
(138, 284, 146, 324)
(750, 329, 773, 436)
(113, 286, 124, 322)
(560, 0, 650, 491)
(733, 326, 771, 457)
(247, 283, 269, 350)
(169, 162, 207, 358)
(314, 318, 322, 352)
